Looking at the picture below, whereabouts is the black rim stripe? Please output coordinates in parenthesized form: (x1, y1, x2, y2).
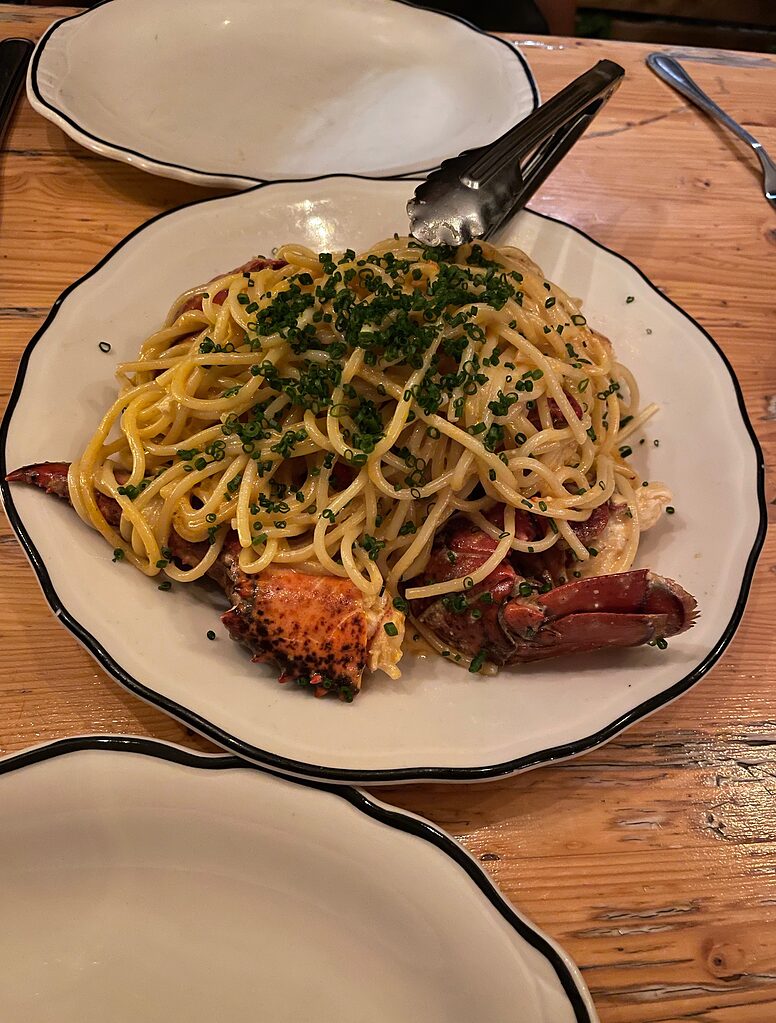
(29, 0, 539, 185)
(0, 181, 766, 785)
(0, 735, 592, 1022)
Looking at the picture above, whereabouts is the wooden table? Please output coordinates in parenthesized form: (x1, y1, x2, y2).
(2, 7, 775, 1020)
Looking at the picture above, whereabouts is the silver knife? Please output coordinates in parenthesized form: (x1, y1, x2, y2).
(0, 38, 34, 150)
(647, 52, 775, 211)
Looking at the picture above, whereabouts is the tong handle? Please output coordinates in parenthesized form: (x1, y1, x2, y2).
(466, 59, 624, 190)
(408, 58, 625, 247)
(482, 63, 623, 239)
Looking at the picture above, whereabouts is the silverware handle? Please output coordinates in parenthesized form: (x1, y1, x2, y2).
(467, 59, 624, 187)
(647, 52, 758, 150)
(0, 38, 33, 150)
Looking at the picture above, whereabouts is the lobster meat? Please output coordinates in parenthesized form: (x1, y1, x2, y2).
(6, 461, 697, 696)
(172, 256, 288, 317)
(412, 512, 697, 665)
(5, 462, 400, 701)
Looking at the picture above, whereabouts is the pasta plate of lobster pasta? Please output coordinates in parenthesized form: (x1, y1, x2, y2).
(0, 178, 764, 782)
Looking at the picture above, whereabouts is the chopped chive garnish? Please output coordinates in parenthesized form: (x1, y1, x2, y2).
(469, 650, 486, 673)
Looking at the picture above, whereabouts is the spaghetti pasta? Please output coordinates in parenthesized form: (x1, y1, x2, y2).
(68, 236, 667, 671)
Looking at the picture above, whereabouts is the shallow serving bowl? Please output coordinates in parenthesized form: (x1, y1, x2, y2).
(0, 177, 765, 784)
(27, 0, 537, 187)
(0, 736, 596, 1022)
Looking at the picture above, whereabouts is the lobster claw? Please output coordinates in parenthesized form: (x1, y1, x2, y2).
(412, 514, 698, 667)
(5, 461, 72, 500)
(501, 568, 697, 663)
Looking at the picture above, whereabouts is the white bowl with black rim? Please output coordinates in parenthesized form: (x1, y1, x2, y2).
(0, 177, 765, 784)
(0, 736, 597, 1022)
(27, 0, 538, 187)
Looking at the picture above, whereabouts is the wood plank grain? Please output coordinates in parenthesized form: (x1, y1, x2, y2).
(1, 7, 775, 1020)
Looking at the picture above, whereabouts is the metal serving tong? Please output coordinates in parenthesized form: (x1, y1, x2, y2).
(408, 59, 624, 247)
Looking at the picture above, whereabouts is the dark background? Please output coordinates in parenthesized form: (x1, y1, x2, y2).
(10, 1, 776, 52)
(417, 0, 776, 51)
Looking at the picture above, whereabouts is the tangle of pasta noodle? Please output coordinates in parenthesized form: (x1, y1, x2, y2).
(69, 236, 658, 628)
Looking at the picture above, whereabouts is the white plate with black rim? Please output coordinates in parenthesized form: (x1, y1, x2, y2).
(26, 0, 538, 188)
(0, 736, 596, 1022)
(0, 177, 765, 784)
